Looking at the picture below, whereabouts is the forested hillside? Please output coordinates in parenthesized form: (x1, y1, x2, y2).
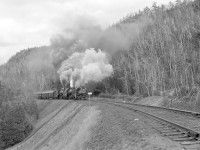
(110, 0, 200, 98)
(1, 0, 200, 149)
(0, 46, 59, 149)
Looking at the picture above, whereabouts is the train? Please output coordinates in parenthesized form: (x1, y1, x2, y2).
(35, 86, 101, 100)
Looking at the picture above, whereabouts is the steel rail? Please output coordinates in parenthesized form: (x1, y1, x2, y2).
(114, 102, 200, 118)
(95, 100, 200, 140)
(95, 98, 200, 117)
(115, 103, 199, 138)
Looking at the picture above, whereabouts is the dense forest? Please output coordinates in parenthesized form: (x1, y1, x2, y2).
(1, 0, 200, 149)
(110, 0, 200, 98)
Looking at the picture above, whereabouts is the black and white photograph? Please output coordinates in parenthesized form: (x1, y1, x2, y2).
(0, 0, 200, 149)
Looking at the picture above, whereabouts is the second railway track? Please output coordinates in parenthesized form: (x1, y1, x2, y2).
(93, 99, 200, 149)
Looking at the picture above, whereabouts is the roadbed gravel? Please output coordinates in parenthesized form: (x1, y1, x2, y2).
(84, 101, 184, 150)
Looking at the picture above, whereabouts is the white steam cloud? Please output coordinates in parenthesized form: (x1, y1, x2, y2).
(57, 48, 113, 88)
(50, 15, 152, 90)
(50, 16, 152, 69)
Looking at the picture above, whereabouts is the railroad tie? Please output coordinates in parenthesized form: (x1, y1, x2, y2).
(181, 140, 200, 145)
(167, 134, 188, 138)
(172, 137, 196, 142)
(102, 101, 200, 148)
(164, 132, 185, 136)
(160, 129, 180, 134)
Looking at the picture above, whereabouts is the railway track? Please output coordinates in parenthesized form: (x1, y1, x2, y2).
(93, 99, 200, 149)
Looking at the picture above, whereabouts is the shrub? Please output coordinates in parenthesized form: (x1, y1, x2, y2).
(0, 101, 33, 149)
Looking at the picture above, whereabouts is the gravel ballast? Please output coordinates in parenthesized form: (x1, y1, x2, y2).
(84, 101, 183, 150)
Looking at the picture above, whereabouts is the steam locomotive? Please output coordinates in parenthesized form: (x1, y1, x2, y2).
(35, 86, 88, 100)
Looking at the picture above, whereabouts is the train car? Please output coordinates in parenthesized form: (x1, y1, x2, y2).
(35, 87, 88, 100)
(35, 90, 58, 99)
(35, 88, 102, 100)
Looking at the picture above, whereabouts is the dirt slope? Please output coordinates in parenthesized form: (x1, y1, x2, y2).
(7, 99, 185, 150)
(7, 100, 100, 150)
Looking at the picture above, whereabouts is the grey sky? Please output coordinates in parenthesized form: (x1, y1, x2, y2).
(0, 0, 176, 64)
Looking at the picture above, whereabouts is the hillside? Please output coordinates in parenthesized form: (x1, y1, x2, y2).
(0, 46, 58, 93)
(0, 46, 58, 149)
(108, 0, 200, 109)
(1, 0, 200, 149)
(3, 0, 200, 98)
(6, 100, 101, 150)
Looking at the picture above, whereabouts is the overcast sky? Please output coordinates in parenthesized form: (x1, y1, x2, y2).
(0, 0, 176, 64)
